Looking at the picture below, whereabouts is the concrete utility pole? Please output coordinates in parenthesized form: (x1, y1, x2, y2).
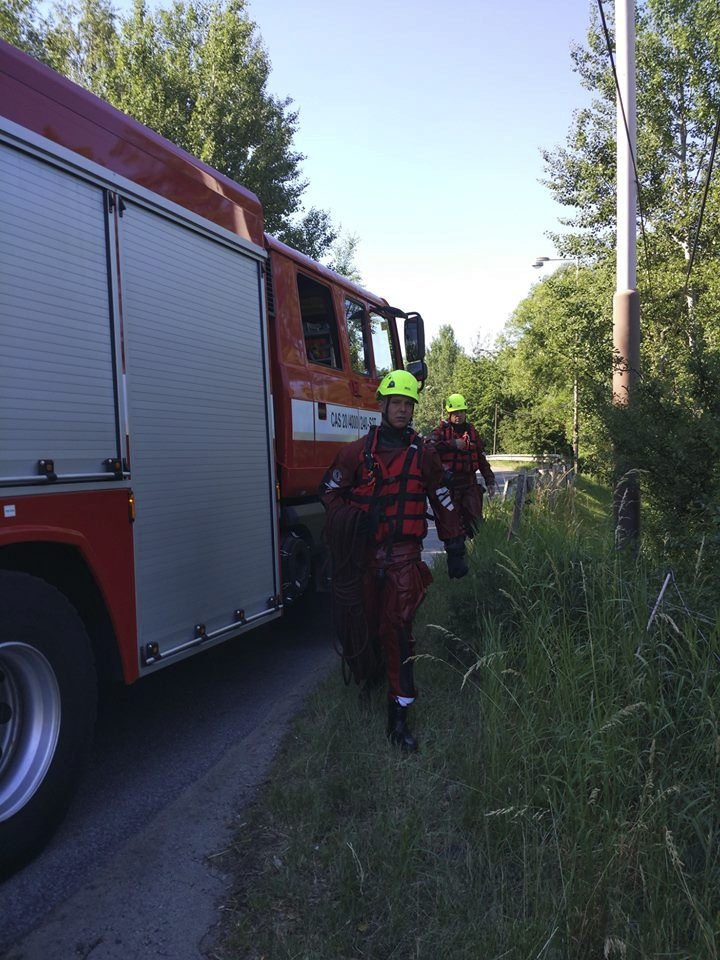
(613, 0, 641, 545)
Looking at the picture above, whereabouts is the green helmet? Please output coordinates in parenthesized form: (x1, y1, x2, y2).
(376, 370, 420, 403)
(446, 393, 467, 413)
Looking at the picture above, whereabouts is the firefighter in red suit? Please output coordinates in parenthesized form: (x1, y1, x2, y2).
(426, 393, 496, 539)
(320, 370, 467, 753)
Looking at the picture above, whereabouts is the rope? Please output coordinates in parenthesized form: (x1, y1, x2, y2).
(323, 504, 377, 685)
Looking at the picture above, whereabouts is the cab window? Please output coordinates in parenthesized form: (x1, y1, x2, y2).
(298, 273, 341, 368)
(345, 298, 370, 376)
(369, 312, 394, 378)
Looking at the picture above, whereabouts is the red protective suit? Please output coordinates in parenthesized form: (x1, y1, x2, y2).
(321, 424, 461, 703)
(426, 420, 496, 536)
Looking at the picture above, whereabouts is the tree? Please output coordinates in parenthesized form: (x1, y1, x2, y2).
(415, 325, 465, 435)
(498, 396, 572, 457)
(538, 0, 720, 548)
(0, 0, 46, 57)
(325, 231, 362, 283)
(41, 0, 119, 96)
(277, 208, 338, 262)
(542, 0, 720, 397)
(452, 349, 505, 452)
(2, 0, 341, 258)
(489, 261, 614, 464)
(544, 0, 720, 266)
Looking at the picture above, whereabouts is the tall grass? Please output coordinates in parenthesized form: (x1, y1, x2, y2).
(218, 478, 720, 959)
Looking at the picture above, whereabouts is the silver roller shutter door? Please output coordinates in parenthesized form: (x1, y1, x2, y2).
(119, 201, 276, 654)
(0, 145, 119, 482)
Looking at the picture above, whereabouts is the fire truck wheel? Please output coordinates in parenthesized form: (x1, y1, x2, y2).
(0, 571, 97, 879)
(280, 531, 312, 605)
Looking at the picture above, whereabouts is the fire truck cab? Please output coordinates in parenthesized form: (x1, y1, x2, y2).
(265, 235, 426, 599)
(0, 39, 425, 877)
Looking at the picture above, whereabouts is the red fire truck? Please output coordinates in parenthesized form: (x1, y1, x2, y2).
(0, 39, 426, 876)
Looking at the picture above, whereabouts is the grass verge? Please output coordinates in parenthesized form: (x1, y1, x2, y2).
(215, 477, 720, 960)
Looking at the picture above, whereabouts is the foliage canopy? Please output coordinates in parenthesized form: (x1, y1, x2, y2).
(1, 0, 353, 263)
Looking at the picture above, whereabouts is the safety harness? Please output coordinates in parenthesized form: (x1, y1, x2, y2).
(435, 420, 481, 474)
(348, 425, 427, 545)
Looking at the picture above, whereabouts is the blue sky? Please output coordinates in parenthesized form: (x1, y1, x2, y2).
(100, 0, 596, 350)
(246, 0, 596, 351)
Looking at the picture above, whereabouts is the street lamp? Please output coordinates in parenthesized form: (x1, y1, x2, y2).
(532, 256, 579, 276)
(533, 256, 580, 475)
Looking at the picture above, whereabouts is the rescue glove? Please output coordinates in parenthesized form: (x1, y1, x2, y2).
(444, 536, 469, 579)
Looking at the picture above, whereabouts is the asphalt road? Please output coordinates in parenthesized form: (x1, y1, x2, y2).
(0, 594, 337, 959)
(0, 496, 507, 960)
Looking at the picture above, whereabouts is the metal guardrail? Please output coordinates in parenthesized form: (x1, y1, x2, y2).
(486, 453, 565, 464)
(500, 461, 571, 498)
(503, 461, 574, 539)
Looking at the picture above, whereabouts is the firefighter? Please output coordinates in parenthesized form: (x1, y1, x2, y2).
(320, 370, 467, 753)
(426, 394, 496, 539)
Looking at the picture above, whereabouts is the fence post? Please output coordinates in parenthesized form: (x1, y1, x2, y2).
(507, 471, 527, 540)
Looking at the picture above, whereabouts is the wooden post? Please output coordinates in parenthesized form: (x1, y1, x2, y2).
(507, 472, 526, 540)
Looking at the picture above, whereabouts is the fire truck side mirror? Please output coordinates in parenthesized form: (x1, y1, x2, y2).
(404, 312, 425, 364)
(406, 360, 428, 387)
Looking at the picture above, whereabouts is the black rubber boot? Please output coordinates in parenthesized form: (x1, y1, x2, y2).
(387, 701, 418, 753)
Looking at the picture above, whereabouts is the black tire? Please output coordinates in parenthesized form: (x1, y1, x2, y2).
(0, 571, 97, 879)
(281, 531, 312, 604)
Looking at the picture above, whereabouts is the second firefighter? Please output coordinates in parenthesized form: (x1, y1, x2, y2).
(426, 393, 496, 539)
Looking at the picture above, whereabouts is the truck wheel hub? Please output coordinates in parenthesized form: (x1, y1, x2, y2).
(0, 642, 61, 821)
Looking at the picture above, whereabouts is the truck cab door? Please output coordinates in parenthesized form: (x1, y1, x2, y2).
(296, 274, 366, 447)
